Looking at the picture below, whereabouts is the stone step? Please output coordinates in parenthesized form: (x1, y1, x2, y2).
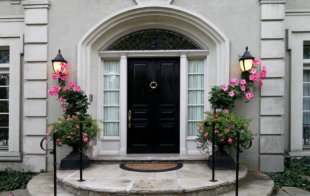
(27, 164, 274, 196)
(220, 171, 274, 196)
(91, 154, 209, 163)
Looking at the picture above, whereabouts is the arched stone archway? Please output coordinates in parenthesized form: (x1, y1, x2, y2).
(77, 5, 230, 155)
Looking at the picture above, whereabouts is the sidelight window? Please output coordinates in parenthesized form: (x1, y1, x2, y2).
(187, 59, 205, 136)
(103, 60, 120, 136)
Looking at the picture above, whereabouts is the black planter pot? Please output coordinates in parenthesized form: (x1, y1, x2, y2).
(60, 144, 90, 170)
(207, 144, 235, 170)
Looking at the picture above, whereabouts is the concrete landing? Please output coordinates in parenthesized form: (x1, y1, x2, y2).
(27, 163, 274, 196)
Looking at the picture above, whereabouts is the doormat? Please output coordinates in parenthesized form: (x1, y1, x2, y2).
(120, 162, 183, 172)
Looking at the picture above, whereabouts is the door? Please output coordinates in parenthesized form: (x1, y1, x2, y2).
(127, 58, 180, 153)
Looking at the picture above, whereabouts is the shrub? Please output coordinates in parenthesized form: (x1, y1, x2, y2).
(0, 168, 37, 191)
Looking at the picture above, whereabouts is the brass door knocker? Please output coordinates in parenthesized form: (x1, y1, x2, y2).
(149, 81, 158, 89)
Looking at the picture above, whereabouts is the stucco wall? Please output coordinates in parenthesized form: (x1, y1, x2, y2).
(47, 0, 261, 170)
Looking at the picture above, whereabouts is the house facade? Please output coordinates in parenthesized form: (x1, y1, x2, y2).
(0, 0, 309, 172)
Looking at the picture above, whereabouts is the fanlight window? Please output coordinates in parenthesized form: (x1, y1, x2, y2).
(107, 29, 201, 51)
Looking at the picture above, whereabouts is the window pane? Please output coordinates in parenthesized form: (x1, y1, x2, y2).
(104, 123, 119, 136)
(188, 91, 204, 105)
(104, 61, 120, 74)
(188, 59, 204, 73)
(0, 88, 9, 99)
(0, 101, 8, 113)
(104, 107, 119, 121)
(0, 74, 9, 85)
(0, 128, 8, 150)
(304, 45, 310, 59)
(188, 75, 204, 89)
(104, 92, 119, 105)
(0, 114, 9, 126)
(104, 76, 120, 89)
(0, 49, 9, 64)
(188, 106, 204, 121)
(188, 122, 199, 137)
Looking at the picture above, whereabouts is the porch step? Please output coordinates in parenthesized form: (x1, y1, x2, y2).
(27, 163, 274, 196)
(91, 154, 208, 163)
(219, 171, 274, 196)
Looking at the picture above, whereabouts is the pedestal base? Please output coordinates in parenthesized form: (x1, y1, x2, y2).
(208, 149, 235, 170)
(60, 150, 90, 170)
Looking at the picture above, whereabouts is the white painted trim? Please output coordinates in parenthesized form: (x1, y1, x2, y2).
(290, 33, 310, 151)
(286, 9, 310, 16)
(99, 50, 209, 58)
(119, 55, 127, 155)
(180, 54, 187, 155)
(0, 37, 21, 159)
(134, 0, 173, 5)
(77, 5, 230, 92)
(0, 16, 24, 22)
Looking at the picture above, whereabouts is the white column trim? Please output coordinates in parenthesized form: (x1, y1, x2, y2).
(180, 54, 187, 155)
(119, 55, 128, 155)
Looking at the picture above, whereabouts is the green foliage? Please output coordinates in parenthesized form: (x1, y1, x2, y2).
(59, 89, 89, 116)
(0, 168, 37, 191)
(196, 111, 254, 152)
(49, 115, 100, 148)
(266, 157, 310, 192)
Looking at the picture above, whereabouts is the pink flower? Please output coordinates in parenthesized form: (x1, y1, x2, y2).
(227, 138, 233, 144)
(62, 105, 67, 111)
(62, 87, 67, 92)
(68, 81, 75, 89)
(253, 59, 261, 65)
(223, 109, 229, 113)
(230, 78, 239, 86)
(67, 136, 72, 139)
(83, 137, 89, 143)
(249, 74, 258, 81)
(259, 71, 267, 79)
(228, 90, 235, 97)
(83, 132, 88, 136)
(245, 92, 254, 100)
(224, 129, 230, 133)
(221, 84, 228, 92)
(259, 80, 263, 87)
(57, 141, 62, 146)
(240, 79, 246, 85)
(48, 85, 60, 96)
(250, 68, 257, 74)
(59, 97, 67, 103)
(73, 86, 81, 92)
(52, 73, 60, 80)
(204, 132, 209, 137)
(240, 85, 246, 92)
(214, 130, 219, 134)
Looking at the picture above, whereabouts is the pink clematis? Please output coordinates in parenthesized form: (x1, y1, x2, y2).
(240, 79, 247, 85)
(48, 85, 60, 96)
(230, 78, 239, 86)
(227, 138, 233, 144)
(253, 58, 261, 65)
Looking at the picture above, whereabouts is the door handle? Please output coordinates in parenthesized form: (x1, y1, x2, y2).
(128, 110, 132, 128)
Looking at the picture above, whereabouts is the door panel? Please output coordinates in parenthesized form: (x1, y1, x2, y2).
(128, 58, 180, 153)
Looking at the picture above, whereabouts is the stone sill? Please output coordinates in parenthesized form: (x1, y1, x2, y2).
(0, 151, 22, 161)
(289, 150, 310, 157)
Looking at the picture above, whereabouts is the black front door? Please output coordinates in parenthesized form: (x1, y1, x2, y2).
(127, 58, 180, 153)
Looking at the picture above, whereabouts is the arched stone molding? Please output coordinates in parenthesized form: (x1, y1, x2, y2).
(77, 5, 229, 94)
(77, 5, 229, 155)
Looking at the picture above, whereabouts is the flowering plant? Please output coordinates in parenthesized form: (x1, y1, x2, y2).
(197, 58, 266, 152)
(197, 111, 254, 152)
(48, 115, 99, 148)
(48, 62, 100, 148)
(209, 59, 266, 110)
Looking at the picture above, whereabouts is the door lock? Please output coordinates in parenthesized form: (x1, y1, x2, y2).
(149, 81, 158, 89)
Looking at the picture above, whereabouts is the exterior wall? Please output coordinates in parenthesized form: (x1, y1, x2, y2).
(1, 0, 309, 172)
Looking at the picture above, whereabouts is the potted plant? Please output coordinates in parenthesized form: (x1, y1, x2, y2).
(196, 59, 266, 169)
(48, 62, 100, 170)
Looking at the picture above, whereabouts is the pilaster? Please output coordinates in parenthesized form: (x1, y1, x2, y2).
(259, 0, 286, 172)
(22, 0, 49, 172)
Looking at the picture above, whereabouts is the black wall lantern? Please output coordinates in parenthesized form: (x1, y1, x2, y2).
(239, 47, 254, 80)
(51, 49, 68, 73)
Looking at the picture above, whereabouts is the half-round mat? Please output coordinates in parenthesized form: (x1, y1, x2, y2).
(120, 162, 183, 172)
